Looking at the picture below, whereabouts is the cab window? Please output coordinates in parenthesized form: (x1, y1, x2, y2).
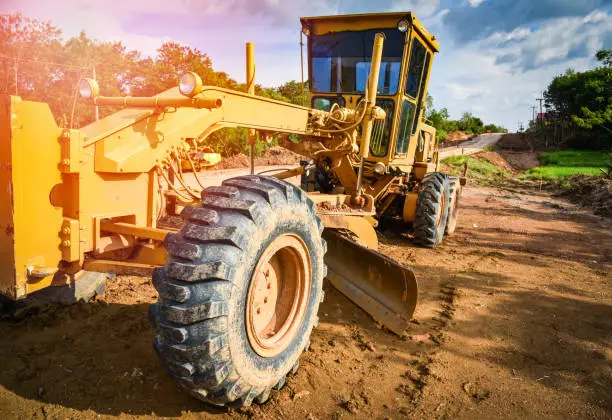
(396, 100, 416, 154)
(369, 99, 395, 157)
(311, 96, 346, 111)
(310, 29, 404, 95)
(405, 38, 427, 99)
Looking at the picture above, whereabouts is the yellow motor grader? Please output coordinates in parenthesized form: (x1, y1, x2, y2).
(0, 12, 460, 406)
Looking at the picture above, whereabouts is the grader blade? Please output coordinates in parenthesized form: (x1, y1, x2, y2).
(323, 229, 418, 335)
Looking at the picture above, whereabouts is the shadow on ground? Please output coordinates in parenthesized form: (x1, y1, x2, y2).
(0, 301, 223, 417)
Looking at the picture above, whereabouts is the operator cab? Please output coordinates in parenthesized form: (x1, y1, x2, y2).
(300, 12, 439, 166)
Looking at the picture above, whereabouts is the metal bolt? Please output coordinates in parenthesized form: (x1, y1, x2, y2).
(62, 240, 71, 247)
(264, 297, 268, 303)
(256, 307, 261, 314)
(264, 269, 270, 277)
(61, 158, 71, 166)
(62, 227, 71, 235)
(267, 283, 271, 290)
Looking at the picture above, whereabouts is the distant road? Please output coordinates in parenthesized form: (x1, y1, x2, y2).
(439, 133, 504, 159)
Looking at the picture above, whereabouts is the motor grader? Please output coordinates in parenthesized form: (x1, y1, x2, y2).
(0, 12, 460, 407)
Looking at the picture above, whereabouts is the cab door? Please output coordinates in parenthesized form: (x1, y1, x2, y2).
(395, 33, 433, 162)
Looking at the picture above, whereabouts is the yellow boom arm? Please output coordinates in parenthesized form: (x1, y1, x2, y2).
(0, 36, 386, 300)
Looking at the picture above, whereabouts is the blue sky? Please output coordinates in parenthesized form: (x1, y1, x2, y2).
(3, 0, 612, 129)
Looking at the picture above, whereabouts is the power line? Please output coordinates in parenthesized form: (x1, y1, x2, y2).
(0, 52, 90, 70)
(0, 53, 145, 74)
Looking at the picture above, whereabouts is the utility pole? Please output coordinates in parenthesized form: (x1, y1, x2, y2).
(92, 65, 99, 121)
(536, 93, 544, 127)
(531, 105, 537, 125)
(13, 54, 18, 95)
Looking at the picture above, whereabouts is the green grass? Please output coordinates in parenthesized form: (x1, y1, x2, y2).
(521, 150, 609, 180)
(521, 166, 603, 179)
(537, 150, 608, 167)
(441, 155, 509, 186)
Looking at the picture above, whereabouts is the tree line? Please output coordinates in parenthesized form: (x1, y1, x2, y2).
(536, 50, 611, 149)
(0, 13, 308, 156)
(425, 97, 506, 142)
(1, 12, 505, 156)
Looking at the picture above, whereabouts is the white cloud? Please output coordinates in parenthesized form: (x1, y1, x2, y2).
(487, 27, 531, 44)
(387, 0, 441, 17)
(467, 0, 486, 7)
(428, 9, 612, 129)
(488, 11, 612, 70)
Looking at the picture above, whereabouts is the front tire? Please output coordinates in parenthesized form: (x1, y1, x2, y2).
(150, 175, 325, 406)
(413, 172, 451, 248)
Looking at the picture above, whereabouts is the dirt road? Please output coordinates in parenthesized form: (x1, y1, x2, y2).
(439, 133, 504, 159)
(0, 184, 610, 419)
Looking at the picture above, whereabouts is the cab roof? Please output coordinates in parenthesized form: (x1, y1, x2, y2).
(300, 12, 439, 53)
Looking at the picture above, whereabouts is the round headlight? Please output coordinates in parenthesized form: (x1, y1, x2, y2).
(302, 26, 310, 37)
(374, 162, 387, 175)
(398, 19, 410, 33)
(78, 78, 100, 99)
(179, 72, 203, 97)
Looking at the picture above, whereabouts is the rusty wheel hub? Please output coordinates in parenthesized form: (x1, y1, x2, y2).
(246, 234, 311, 357)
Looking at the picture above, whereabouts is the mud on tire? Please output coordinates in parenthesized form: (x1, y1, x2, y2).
(445, 176, 461, 235)
(149, 175, 326, 407)
(413, 172, 451, 248)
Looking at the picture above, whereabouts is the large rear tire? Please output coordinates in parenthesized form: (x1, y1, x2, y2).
(413, 172, 451, 248)
(445, 176, 461, 235)
(150, 175, 325, 407)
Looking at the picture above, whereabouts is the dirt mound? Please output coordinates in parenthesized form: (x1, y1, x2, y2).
(496, 150, 541, 171)
(445, 131, 471, 142)
(472, 151, 513, 173)
(216, 147, 301, 169)
(497, 133, 532, 151)
(439, 131, 472, 148)
(257, 146, 301, 166)
(216, 153, 250, 169)
(559, 175, 612, 218)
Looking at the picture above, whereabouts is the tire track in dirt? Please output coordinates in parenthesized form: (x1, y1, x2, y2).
(395, 284, 459, 415)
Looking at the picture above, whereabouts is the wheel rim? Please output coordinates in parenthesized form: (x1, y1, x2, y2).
(246, 234, 311, 358)
(436, 191, 448, 229)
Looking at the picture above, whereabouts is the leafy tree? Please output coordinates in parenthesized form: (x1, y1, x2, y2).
(277, 80, 308, 105)
(0, 13, 63, 104)
(61, 32, 145, 126)
(545, 50, 612, 142)
(484, 123, 506, 133)
(426, 93, 433, 111)
(457, 112, 484, 134)
(427, 107, 449, 129)
(596, 49, 612, 67)
(0, 14, 148, 127)
(426, 102, 503, 141)
(133, 42, 215, 96)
